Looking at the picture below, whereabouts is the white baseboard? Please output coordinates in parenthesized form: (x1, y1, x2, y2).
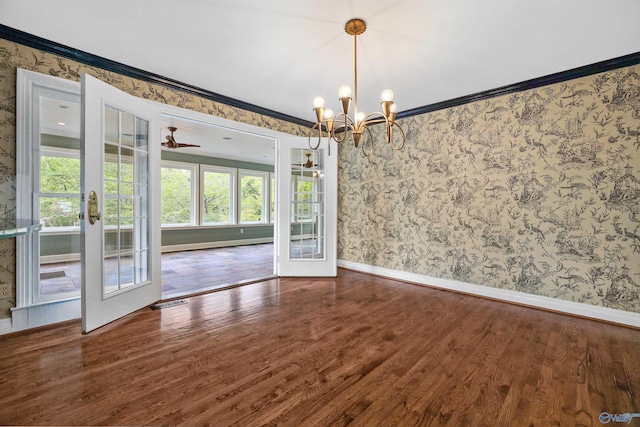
(161, 237, 273, 253)
(338, 259, 640, 329)
(41, 253, 81, 265)
(40, 238, 275, 264)
(9, 297, 81, 333)
(0, 318, 12, 335)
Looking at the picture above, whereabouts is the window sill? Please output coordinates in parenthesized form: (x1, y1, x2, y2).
(40, 224, 276, 234)
(41, 229, 80, 236)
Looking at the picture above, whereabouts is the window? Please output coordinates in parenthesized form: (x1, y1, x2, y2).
(39, 147, 81, 232)
(160, 163, 273, 227)
(161, 161, 197, 226)
(239, 170, 269, 223)
(201, 165, 236, 225)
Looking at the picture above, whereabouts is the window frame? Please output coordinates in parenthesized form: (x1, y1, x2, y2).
(160, 159, 198, 228)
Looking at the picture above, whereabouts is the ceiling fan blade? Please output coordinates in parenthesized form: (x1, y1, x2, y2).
(161, 127, 199, 149)
(162, 135, 177, 148)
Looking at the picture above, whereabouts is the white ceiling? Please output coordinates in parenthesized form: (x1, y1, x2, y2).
(4, 0, 640, 139)
(160, 114, 275, 163)
(40, 95, 81, 139)
(39, 95, 276, 164)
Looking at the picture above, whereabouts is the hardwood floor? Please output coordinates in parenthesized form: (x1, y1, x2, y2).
(1, 269, 639, 426)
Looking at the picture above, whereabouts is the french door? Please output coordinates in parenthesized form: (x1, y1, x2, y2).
(80, 74, 161, 333)
(277, 136, 337, 276)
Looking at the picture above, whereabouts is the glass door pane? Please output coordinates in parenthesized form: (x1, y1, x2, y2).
(290, 149, 325, 260)
(102, 106, 150, 296)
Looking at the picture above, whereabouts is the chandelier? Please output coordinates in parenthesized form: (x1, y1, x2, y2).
(308, 18, 405, 156)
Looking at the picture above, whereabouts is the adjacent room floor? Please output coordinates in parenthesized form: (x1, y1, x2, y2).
(39, 243, 275, 299)
(160, 243, 275, 298)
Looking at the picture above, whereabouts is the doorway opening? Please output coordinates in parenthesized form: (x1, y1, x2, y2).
(16, 69, 337, 333)
(17, 70, 278, 330)
(38, 110, 277, 300)
(156, 114, 277, 299)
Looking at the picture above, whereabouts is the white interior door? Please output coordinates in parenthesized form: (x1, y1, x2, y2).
(277, 136, 337, 276)
(81, 74, 161, 333)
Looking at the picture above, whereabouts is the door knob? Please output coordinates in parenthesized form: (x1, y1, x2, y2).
(87, 190, 101, 225)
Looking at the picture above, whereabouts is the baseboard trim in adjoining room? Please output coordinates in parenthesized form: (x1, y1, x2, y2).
(0, 318, 12, 335)
(40, 253, 81, 265)
(337, 259, 640, 329)
(161, 237, 273, 254)
(39, 238, 275, 264)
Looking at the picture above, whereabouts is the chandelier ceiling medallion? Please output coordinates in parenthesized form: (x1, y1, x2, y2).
(308, 18, 405, 157)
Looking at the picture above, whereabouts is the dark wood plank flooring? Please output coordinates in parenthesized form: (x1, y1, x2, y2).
(1, 269, 639, 426)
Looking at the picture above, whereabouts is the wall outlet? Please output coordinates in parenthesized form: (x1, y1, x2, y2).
(0, 283, 10, 298)
(240, 228, 244, 234)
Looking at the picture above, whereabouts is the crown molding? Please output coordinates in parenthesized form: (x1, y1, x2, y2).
(0, 24, 315, 128)
(397, 51, 640, 119)
(2, 24, 639, 123)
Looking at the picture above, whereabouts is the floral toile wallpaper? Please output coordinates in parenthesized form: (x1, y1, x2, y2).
(0, 38, 308, 319)
(338, 65, 640, 313)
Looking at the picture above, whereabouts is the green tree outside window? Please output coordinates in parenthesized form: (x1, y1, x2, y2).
(241, 175, 264, 222)
(203, 171, 231, 223)
(161, 167, 193, 225)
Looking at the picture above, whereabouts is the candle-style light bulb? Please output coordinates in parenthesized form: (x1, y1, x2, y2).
(313, 96, 325, 109)
(381, 89, 394, 102)
(356, 111, 366, 123)
(339, 85, 352, 99)
(323, 108, 334, 120)
(390, 103, 397, 113)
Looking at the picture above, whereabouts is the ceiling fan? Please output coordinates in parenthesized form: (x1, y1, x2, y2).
(293, 152, 318, 169)
(161, 126, 201, 149)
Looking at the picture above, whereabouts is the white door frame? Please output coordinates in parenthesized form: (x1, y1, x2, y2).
(13, 69, 82, 331)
